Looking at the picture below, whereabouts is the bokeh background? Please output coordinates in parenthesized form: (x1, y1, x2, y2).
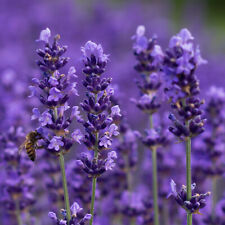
(1, 0, 225, 225)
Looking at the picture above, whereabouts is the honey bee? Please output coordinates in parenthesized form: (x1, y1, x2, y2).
(19, 131, 41, 161)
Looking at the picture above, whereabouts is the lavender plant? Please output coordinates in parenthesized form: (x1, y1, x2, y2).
(28, 28, 82, 222)
(77, 41, 120, 225)
(132, 25, 164, 225)
(0, 126, 35, 225)
(163, 28, 210, 225)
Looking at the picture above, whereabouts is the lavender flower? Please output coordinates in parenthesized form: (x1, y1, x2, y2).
(132, 25, 165, 225)
(48, 202, 91, 225)
(29, 28, 83, 222)
(164, 28, 209, 225)
(78, 40, 121, 225)
(79, 40, 120, 174)
(29, 28, 81, 156)
(164, 28, 207, 140)
(168, 180, 210, 214)
(132, 25, 163, 115)
(77, 151, 117, 177)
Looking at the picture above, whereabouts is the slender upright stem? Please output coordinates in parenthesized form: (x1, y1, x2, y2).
(89, 175, 97, 225)
(89, 131, 99, 225)
(185, 136, 192, 225)
(187, 213, 192, 225)
(15, 200, 22, 225)
(149, 113, 153, 129)
(149, 114, 159, 225)
(59, 153, 71, 222)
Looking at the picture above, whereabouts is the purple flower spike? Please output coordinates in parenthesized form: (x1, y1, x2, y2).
(28, 30, 81, 158)
(48, 136, 64, 151)
(164, 28, 207, 139)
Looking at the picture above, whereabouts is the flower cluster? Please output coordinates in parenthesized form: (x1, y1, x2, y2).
(169, 180, 210, 214)
(77, 151, 117, 177)
(132, 25, 163, 114)
(48, 202, 91, 225)
(29, 28, 82, 156)
(164, 28, 207, 140)
(77, 41, 120, 176)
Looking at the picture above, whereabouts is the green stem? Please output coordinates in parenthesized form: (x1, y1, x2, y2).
(15, 200, 22, 225)
(185, 136, 192, 225)
(89, 175, 97, 225)
(149, 114, 159, 225)
(149, 113, 153, 129)
(187, 213, 192, 225)
(152, 148, 159, 225)
(89, 132, 99, 225)
(59, 153, 71, 222)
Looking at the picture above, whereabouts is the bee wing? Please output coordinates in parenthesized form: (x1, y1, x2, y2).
(18, 141, 26, 154)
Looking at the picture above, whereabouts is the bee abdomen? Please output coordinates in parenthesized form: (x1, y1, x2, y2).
(25, 142, 36, 161)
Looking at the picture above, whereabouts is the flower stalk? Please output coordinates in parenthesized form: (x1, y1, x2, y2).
(89, 133, 99, 225)
(185, 136, 192, 225)
(149, 114, 159, 225)
(59, 153, 71, 222)
(89, 176, 97, 225)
